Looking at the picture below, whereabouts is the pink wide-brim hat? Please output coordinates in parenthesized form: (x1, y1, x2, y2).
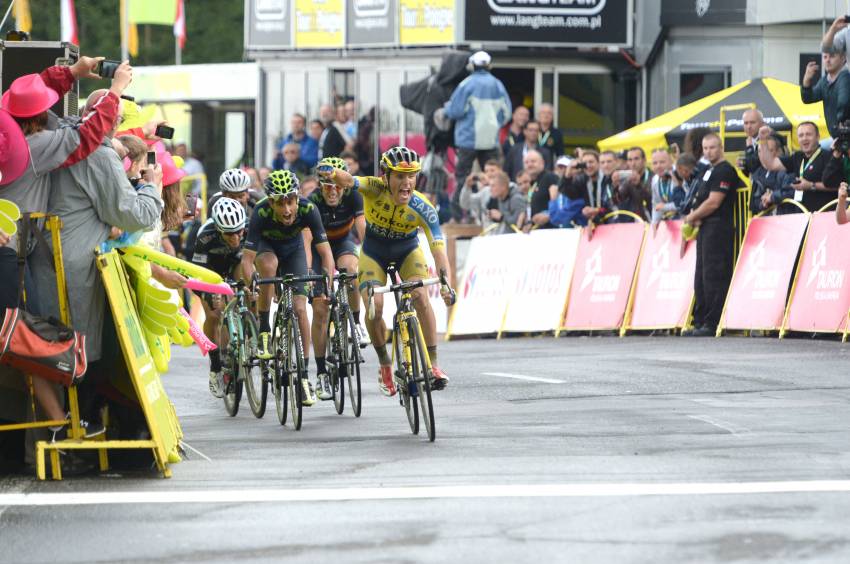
(0, 109, 30, 186)
(158, 150, 186, 187)
(1, 73, 60, 118)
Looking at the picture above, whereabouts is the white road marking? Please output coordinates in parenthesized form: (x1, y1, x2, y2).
(481, 372, 565, 384)
(179, 441, 212, 462)
(2, 481, 849, 507)
(688, 415, 751, 436)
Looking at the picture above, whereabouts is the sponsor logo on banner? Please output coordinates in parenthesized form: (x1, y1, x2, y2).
(562, 223, 645, 331)
(739, 239, 782, 301)
(485, 0, 606, 16)
(787, 214, 850, 333)
(805, 236, 845, 301)
(628, 220, 695, 330)
(579, 247, 621, 302)
(722, 214, 808, 331)
(295, 0, 345, 48)
(399, 0, 455, 45)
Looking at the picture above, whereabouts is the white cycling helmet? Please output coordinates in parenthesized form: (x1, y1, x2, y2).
(219, 168, 251, 193)
(211, 197, 247, 233)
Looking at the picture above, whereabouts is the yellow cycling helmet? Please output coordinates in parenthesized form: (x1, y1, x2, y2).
(318, 156, 348, 173)
(265, 169, 299, 198)
(380, 146, 421, 174)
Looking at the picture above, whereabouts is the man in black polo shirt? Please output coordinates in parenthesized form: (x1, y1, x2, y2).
(756, 123, 832, 212)
(522, 149, 560, 231)
(684, 133, 743, 336)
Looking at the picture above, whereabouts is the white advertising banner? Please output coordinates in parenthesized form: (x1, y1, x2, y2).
(447, 233, 525, 336)
(501, 229, 580, 333)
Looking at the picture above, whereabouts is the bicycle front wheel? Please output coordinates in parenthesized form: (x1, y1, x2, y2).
(222, 310, 242, 417)
(346, 309, 363, 418)
(328, 310, 345, 415)
(287, 318, 305, 430)
(394, 320, 418, 435)
(409, 317, 435, 442)
(242, 311, 267, 419)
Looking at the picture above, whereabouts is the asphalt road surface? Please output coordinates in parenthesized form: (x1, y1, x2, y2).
(2, 335, 850, 563)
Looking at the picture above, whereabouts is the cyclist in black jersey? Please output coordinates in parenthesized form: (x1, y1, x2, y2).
(189, 197, 247, 398)
(307, 157, 368, 400)
(240, 170, 335, 406)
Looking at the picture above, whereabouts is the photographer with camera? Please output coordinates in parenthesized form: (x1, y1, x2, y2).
(757, 122, 833, 212)
(736, 109, 765, 177)
(650, 148, 684, 225)
(458, 159, 503, 226)
(560, 149, 613, 225)
(801, 49, 850, 140)
(611, 147, 651, 222)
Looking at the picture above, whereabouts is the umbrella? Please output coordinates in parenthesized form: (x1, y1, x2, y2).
(598, 78, 827, 156)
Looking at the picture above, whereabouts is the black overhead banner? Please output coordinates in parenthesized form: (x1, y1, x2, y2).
(463, 0, 631, 47)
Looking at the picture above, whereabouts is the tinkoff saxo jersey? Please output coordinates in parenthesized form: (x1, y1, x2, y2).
(244, 196, 328, 253)
(353, 176, 445, 257)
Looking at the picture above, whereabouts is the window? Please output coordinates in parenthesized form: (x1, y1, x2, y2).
(680, 69, 731, 106)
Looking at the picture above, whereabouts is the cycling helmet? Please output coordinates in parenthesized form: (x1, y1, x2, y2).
(211, 197, 247, 233)
(379, 146, 421, 174)
(318, 156, 348, 173)
(219, 168, 251, 193)
(264, 169, 299, 198)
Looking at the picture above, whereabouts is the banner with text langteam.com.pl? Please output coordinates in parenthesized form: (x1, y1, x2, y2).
(464, 0, 630, 46)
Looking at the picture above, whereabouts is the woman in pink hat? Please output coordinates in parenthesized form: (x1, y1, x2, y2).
(0, 57, 135, 437)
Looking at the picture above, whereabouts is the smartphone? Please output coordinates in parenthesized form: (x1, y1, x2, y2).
(95, 59, 121, 79)
(146, 151, 157, 166)
(844, 14, 850, 23)
(316, 164, 334, 174)
(154, 124, 175, 139)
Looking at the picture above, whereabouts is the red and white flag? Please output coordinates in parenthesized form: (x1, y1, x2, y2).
(174, 0, 186, 49)
(60, 0, 78, 46)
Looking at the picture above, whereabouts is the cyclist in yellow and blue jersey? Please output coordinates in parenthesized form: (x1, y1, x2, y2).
(319, 146, 456, 397)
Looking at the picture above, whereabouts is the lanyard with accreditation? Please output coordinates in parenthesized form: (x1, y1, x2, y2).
(795, 147, 821, 202)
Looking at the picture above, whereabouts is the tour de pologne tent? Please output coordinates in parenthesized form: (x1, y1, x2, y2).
(598, 78, 828, 157)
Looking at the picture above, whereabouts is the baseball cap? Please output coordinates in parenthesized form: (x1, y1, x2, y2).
(469, 51, 492, 67)
(556, 156, 572, 168)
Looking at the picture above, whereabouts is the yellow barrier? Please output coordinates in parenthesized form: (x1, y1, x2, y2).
(35, 250, 183, 480)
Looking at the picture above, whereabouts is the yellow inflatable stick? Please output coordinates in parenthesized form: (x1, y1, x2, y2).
(120, 253, 151, 278)
(145, 331, 170, 374)
(0, 199, 22, 236)
(135, 277, 180, 336)
(121, 245, 223, 284)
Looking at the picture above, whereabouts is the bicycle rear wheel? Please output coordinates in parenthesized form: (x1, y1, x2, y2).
(242, 311, 267, 419)
(222, 310, 242, 417)
(346, 309, 362, 418)
(329, 310, 345, 415)
(394, 321, 418, 435)
(409, 317, 435, 442)
(287, 318, 305, 430)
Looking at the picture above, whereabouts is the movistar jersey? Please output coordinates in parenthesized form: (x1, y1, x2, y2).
(244, 196, 328, 252)
(307, 189, 364, 241)
(353, 176, 445, 256)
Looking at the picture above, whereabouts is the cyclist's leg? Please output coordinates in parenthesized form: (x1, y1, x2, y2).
(255, 243, 279, 332)
(357, 251, 389, 353)
(309, 245, 330, 368)
(335, 238, 368, 342)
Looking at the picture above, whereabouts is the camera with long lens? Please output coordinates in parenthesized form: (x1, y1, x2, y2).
(835, 120, 850, 154)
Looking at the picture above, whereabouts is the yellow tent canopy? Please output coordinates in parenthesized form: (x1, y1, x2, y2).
(598, 78, 827, 157)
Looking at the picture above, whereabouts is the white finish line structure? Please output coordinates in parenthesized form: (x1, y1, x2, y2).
(3, 481, 850, 506)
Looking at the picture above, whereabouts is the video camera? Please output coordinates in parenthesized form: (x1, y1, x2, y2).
(835, 120, 850, 154)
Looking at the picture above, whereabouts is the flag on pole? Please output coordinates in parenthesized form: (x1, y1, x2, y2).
(174, 0, 186, 50)
(128, 0, 178, 25)
(60, 0, 79, 46)
(13, 0, 32, 32)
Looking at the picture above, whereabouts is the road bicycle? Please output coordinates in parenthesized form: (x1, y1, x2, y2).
(325, 270, 364, 417)
(257, 273, 326, 430)
(367, 265, 450, 442)
(219, 280, 265, 417)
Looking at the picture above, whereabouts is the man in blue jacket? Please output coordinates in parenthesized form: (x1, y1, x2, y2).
(444, 51, 512, 221)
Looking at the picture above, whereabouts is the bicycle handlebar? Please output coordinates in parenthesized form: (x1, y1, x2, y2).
(256, 274, 327, 286)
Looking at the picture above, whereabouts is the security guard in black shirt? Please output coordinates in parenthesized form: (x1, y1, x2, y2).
(684, 133, 744, 336)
